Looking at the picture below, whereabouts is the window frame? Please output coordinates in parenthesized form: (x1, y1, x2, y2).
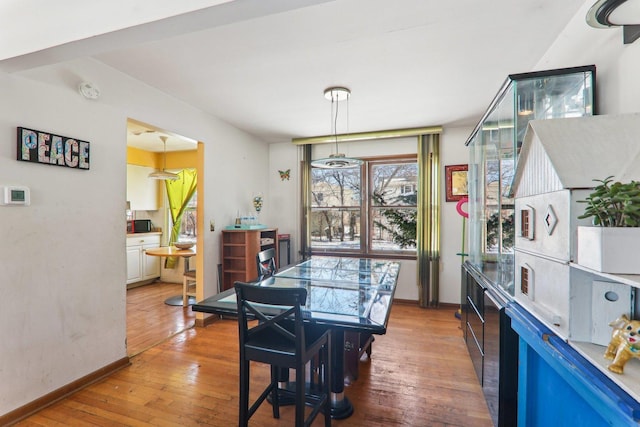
(309, 154, 417, 260)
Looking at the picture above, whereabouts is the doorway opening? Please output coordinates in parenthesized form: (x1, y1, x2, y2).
(125, 118, 204, 357)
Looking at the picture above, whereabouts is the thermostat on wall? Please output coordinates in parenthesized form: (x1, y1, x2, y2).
(1, 186, 30, 206)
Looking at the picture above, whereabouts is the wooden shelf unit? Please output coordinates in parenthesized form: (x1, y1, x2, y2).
(221, 228, 278, 291)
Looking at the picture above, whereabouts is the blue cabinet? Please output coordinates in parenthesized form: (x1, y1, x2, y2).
(507, 302, 640, 426)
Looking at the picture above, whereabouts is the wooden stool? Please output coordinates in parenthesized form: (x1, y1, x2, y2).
(183, 270, 196, 306)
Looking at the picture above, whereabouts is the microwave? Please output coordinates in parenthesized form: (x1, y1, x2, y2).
(128, 219, 153, 233)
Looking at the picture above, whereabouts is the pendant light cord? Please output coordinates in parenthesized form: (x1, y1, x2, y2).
(333, 94, 339, 153)
(163, 139, 168, 171)
(331, 90, 349, 154)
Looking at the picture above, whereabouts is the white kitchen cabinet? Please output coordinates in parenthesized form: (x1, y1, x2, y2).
(126, 234, 161, 285)
(127, 164, 159, 211)
(142, 242, 161, 281)
(126, 246, 142, 283)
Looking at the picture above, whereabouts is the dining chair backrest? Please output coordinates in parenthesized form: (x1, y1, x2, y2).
(256, 247, 277, 280)
(235, 282, 307, 364)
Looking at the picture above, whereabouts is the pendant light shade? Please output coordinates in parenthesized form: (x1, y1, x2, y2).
(586, 0, 640, 44)
(149, 136, 179, 180)
(311, 87, 363, 169)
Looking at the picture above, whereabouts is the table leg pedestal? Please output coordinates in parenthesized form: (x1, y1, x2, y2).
(344, 331, 360, 384)
(163, 256, 195, 306)
(268, 328, 354, 419)
(330, 329, 354, 419)
(164, 295, 195, 306)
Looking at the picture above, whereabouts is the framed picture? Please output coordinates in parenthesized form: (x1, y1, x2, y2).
(445, 164, 468, 202)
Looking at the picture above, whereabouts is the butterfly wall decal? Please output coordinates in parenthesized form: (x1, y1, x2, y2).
(278, 169, 290, 181)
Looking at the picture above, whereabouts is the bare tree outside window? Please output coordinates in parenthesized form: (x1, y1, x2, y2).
(178, 191, 197, 241)
(311, 168, 361, 250)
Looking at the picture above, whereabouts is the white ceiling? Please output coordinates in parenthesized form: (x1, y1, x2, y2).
(0, 0, 590, 151)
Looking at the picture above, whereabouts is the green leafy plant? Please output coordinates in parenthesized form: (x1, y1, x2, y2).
(486, 212, 514, 251)
(577, 176, 640, 227)
(372, 192, 416, 249)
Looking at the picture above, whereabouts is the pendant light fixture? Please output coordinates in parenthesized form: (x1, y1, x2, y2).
(148, 135, 179, 180)
(311, 86, 363, 169)
(586, 0, 640, 44)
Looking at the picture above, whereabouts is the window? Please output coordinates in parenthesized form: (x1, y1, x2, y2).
(310, 156, 417, 256)
(401, 184, 416, 195)
(178, 190, 197, 241)
(521, 209, 530, 238)
(520, 205, 534, 240)
(521, 266, 529, 295)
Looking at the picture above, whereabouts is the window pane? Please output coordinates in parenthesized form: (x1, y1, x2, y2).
(310, 208, 360, 250)
(371, 161, 417, 253)
(371, 163, 418, 207)
(372, 207, 417, 251)
(311, 168, 361, 207)
(177, 191, 197, 242)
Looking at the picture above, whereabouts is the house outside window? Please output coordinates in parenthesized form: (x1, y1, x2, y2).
(401, 184, 416, 195)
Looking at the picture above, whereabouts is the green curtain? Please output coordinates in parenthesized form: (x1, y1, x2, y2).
(417, 133, 440, 308)
(301, 144, 312, 259)
(165, 168, 197, 268)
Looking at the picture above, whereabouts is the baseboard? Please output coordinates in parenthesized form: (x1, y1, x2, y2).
(393, 299, 460, 311)
(126, 278, 158, 290)
(438, 302, 460, 310)
(0, 356, 131, 426)
(195, 313, 221, 328)
(393, 298, 419, 305)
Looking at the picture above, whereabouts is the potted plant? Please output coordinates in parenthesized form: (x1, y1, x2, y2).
(577, 176, 640, 274)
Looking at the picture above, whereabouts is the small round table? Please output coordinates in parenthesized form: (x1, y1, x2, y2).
(144, 246, 196, 306)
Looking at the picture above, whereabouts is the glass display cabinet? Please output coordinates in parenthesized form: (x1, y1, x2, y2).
(465, 65, 596, 297)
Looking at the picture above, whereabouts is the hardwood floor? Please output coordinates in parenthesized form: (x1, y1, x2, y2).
(17, 285, 492, 426)
(126, 282, 195, 357)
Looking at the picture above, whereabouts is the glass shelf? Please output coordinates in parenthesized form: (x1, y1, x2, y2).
(465, 65, 596, 297)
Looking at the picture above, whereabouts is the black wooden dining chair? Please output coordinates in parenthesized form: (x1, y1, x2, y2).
(256, 247, 277, 280)
(235, 281, 332, 427)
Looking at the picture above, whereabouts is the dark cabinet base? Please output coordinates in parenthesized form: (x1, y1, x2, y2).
(462, 263, 518, 427)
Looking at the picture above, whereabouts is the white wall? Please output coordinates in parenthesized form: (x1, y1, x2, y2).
(439, 127, 474, 303)
(0, 58, 269, 416)
(267, 142, 301, 262)
(535, 0, 640, 117)
(0, 72, 127, 415)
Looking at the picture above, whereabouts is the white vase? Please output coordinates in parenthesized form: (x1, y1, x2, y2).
(577, 226, 640, 274)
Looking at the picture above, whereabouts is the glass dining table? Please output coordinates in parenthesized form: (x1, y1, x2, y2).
(192, 256, 401, 419)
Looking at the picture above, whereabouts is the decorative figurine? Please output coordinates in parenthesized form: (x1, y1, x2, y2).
(253, 195, 263, 213)
(605, 314, 640, 374)
(278, 169, 291, 181)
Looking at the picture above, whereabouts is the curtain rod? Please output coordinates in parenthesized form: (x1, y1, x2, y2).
(291, 126, 442, 145)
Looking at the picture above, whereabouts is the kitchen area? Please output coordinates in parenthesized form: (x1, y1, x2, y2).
(125, 119, 200, 291)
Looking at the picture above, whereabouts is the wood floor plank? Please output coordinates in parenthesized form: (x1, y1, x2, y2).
(16, 288, 492, 427)
(126, 282, 195, 357)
